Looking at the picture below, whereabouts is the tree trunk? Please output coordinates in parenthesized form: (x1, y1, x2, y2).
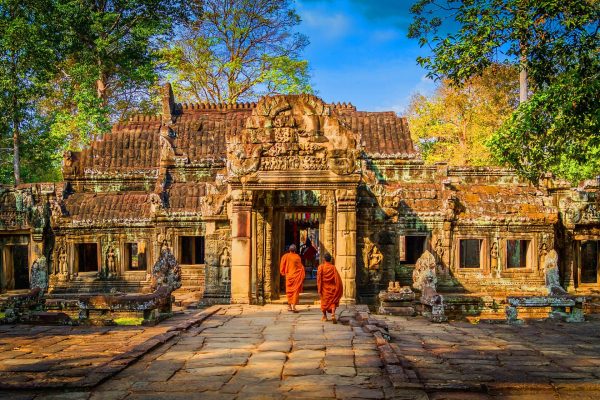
(10, 49, 20, 185)
(519, 60, 528, 103)
(12, 118, 21, 186)
(519, 39, 528, 103)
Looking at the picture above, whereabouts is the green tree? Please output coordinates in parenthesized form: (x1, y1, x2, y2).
(0, 0, 61, 184)
(408, 64, 518, 166)
(49, 0, 184, 147)
(161, 0, 312, 104)
(409, 0, 600, 182)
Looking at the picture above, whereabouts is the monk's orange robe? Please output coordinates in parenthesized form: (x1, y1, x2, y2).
(280, 252, 305, 305)
(317, 261, 343, 312)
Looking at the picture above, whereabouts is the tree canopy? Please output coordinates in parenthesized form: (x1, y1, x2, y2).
(408, 64, 518, 166)
(409, 0, 600, 182)
(161, 0, 312, 104)
(0, 0, 312, 184)
(0, 0, 63, 184)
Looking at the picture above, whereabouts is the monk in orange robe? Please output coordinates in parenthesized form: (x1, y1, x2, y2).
(280, 244, 305, 312)
(317, 252, 343, 323)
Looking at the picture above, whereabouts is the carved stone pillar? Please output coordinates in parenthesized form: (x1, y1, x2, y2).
(230, 190, 253, 304)
(335, 189, 357, 304)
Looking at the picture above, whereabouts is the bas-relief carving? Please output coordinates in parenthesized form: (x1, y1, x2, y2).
(105, 245, 117, 277)
(157, 230, 173, 253)
(363, 237, 383, 271)
(54, 238, 69, 280)
(219, 247, 231, 284)
(226, 95, 358, 178)
(490, 239, 500, 277)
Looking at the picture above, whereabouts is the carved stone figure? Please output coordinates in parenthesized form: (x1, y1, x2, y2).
(219, 247, 231, 284)
(151, 248, 182, 293)
(363, 237, 383, 271)
(30, 256, 48, 293)
(106, 245, 117, 275)
(490, 240, 499, 276)
(412, 250, 438, 300)
(412, 250, 446, 322)
(50, 200, 63, 224)
(58, 246, 69, 276)
(544, 249, 568, 296)
(149, 193, 163, 213)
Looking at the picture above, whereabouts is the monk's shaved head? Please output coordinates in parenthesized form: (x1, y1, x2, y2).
(323, 252, 332, 262)
(289, 244, 297, 253)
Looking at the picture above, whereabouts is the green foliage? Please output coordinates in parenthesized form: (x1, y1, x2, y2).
(408, 64, 518, 166)
(409, 0, 600, 182)
(489, 68, 600, 182)
(0, 0, 184, 184)
(161, 0, 312, 103)
(0, 0, 62, 184)
(48, 0, 183, 145)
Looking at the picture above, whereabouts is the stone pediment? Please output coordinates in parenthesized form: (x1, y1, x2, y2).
(226, 94, 360, 182)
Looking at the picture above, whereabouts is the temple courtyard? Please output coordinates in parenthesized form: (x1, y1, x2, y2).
(0, 305, 599, 400)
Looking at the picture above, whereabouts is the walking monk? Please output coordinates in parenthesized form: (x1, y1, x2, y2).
(317, 252, 343, 323)
(280, 244, 305, 312)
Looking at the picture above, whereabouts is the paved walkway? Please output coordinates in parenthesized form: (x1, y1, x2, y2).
(82, 305, 408, 400)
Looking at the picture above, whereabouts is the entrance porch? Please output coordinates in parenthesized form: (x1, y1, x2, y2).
(229, 188, 357, 305)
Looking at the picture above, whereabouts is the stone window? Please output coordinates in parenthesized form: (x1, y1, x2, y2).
(399, 236, 427, 264)
(180, 236, 205, 265)
(126, 243, 147, 271)
(580, 240, 599, 284)
(77, 243, 99, 273)
(506, 240, 530, 269)
(459, 239, 482, 268)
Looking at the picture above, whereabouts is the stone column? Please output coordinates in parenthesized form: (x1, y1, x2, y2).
(335, 189, 357, 304)
(230, 190, 252, 304)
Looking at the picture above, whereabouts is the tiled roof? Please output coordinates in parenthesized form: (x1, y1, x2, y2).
(454, 184, 557, 223)
(65, 96, 417, 178)
(389, 183, 444, 214)
(172, 110, 251, 163)
(337, 111, 416, 157)
(62, 192, 153, 224)
(165, 182, 207, 212)
(74, 122, 162, 174)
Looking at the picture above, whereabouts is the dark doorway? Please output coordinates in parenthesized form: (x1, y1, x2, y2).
(180, 236, 205, 265)
(282, 210, 321, 293)
(580, 240, 599, 284)
(12, 245, 29, 289)
(77, 243, 99, 273)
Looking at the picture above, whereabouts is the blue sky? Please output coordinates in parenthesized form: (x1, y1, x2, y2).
(296, 0, 436, 115)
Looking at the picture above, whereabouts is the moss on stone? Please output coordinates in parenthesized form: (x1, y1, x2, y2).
(113, 317, 144, 326)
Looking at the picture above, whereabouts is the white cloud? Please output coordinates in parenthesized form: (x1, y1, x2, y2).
(300, 10, 351, 40)
(371, 29, 399, 43)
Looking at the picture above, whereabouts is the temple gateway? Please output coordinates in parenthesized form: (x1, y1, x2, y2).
(1, 84, 599, 313)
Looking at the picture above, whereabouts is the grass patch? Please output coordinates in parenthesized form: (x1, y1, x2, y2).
(113, 317, 144, 326)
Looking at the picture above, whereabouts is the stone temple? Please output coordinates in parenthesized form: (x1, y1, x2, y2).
(0, 84, 599, 317)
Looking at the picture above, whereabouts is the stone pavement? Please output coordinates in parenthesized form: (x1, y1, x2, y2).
(0, 308, 218, 390)
(3, 305, 600, 399)
(80, 304, 416, 400)
(382, 315, 600, 399)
